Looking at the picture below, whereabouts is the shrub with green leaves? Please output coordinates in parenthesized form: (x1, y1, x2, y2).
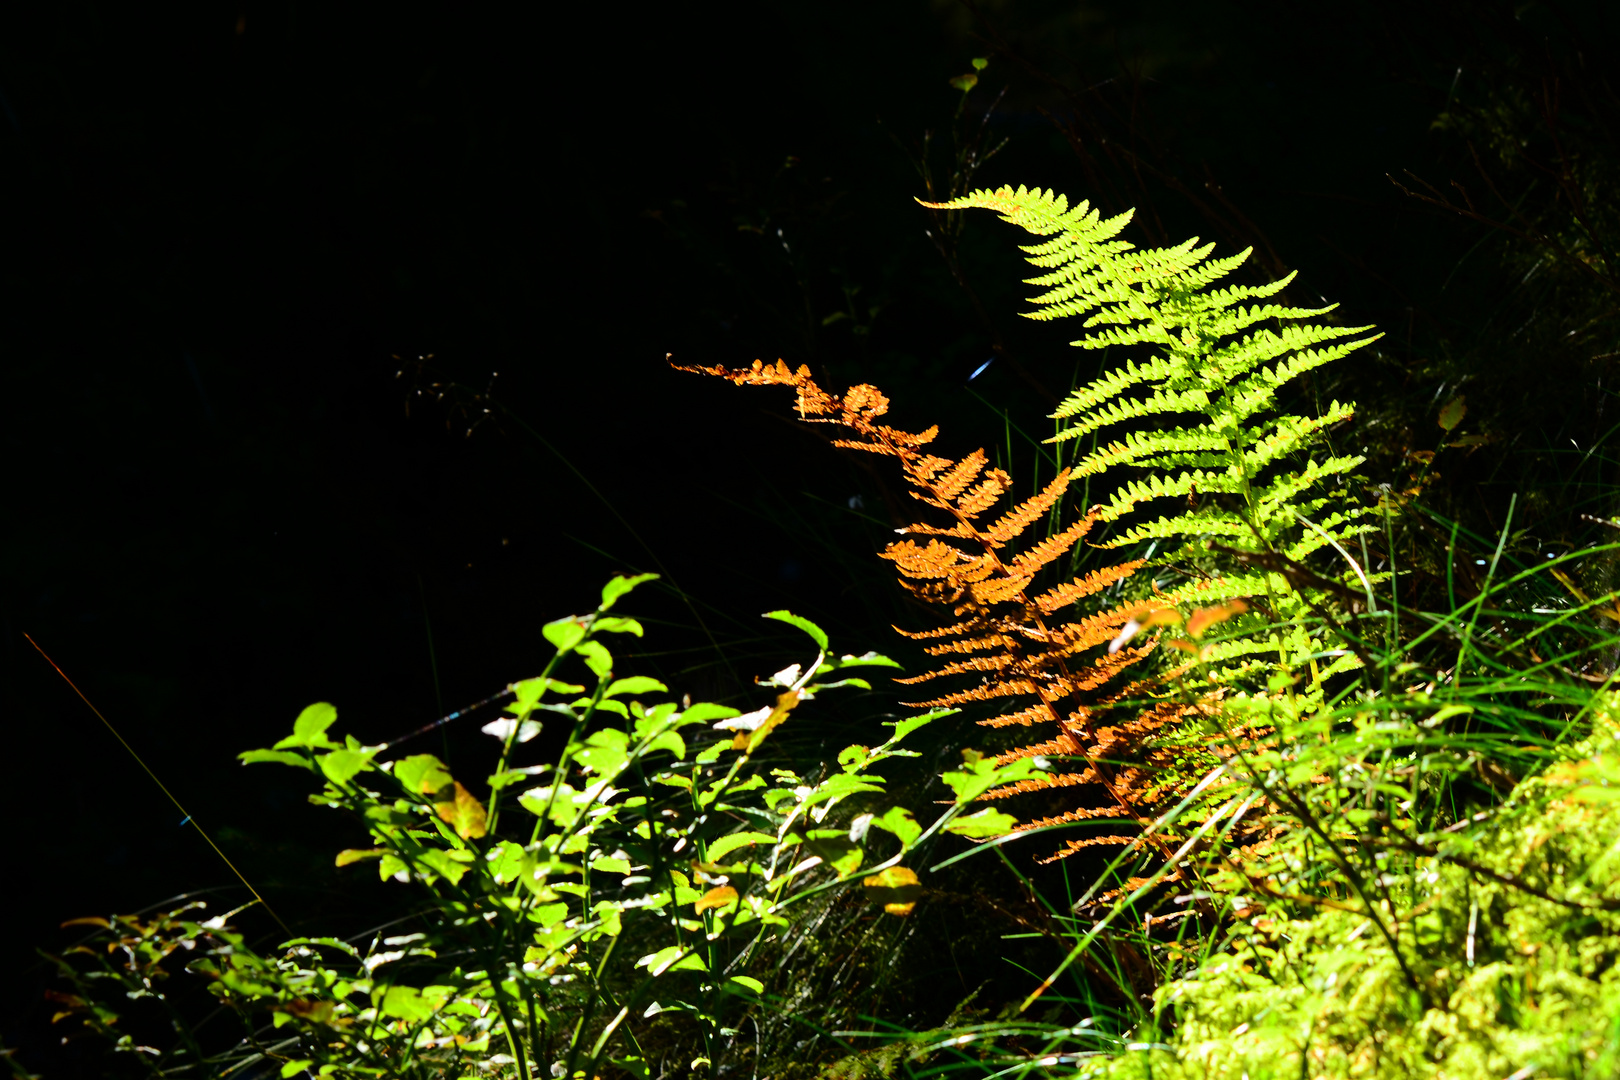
(46, 574, 1047, 1079)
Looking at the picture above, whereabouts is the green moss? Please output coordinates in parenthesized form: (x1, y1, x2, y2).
(1087, 705, 1620, 1079)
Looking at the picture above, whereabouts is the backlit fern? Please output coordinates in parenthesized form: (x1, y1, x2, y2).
(677, 359, 1236, 866)
(924, 185, 1382, 687)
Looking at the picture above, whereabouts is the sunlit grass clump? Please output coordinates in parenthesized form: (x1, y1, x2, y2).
(1096, 702, 1620, 1079)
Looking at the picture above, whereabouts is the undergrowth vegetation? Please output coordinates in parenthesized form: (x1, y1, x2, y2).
(34, 175, 1620, 1077)
(19, 15, 1620, 1072)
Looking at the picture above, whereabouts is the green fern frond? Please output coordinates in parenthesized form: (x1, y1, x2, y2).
(925, 183, 1382, 694)
(1053, 355, 1183, 418)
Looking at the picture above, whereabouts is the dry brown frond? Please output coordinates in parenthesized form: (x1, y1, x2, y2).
(679, 359, 1242, 864)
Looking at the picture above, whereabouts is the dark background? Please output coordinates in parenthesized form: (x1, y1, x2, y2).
(6, 1, 1618, 1072)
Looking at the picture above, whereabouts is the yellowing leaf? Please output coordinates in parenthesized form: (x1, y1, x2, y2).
(694, 885, 739, 914)
(1141, 607, 1183, 627)
(1187, 599, 1249, 640)
(335, 848, 387, 867)
(746, 691, 801, 753)
(277, 999, 335, 1024)
(435, 782, 487, 839)
(1438, 394, 1467, 432)
(1107, 606, 1182, 652)
(862, 865, 923, 916)
(1549, 568, 1592, 604)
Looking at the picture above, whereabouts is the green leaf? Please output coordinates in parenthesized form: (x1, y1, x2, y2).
(645, 730, 687, 761)
(882, 710, 951, 746)
(636, 945, 707, 976)
(615, 1055, 652, 1080)
(576, 729, 630, 777)
(417, 849, 470, 885)
(970, 56, 989, 70)
(272, 702, 340, 750)
(335, 848, 387, 867)
(238, 748, 312, 769)
(944, 807, 1021, 838)
(762, 610, 828, 652)
(277, 936, 362, 958)
(592, 616, 645, 636)
(576, 640, 613, 678)
(518, 784, 579, 825)
(869, 806, 922, 847)
(727, 773, 767, 795)
(590, 900, 624, 938)
(729, 975, 765, 995)
(509, 676, 546, 714)
(822, 650, 901, 670)
(281, 1061, 314, 1078)
(941, 752, 1038, 804)
(375, 985, 432, 1023)
(804, 829, 864, 877)
(694, 740, 733, 765)
(294, 701, 337, 739)
(805, 772, 885, 806)
(509, 676, 584, 714)
(319, 748, 373, 785)
(949, 73, 979, 92)
(543, 617, 587, 651)
(591, 854, 633, 875)
(532, 902, 569, 928)
(486, 841, 526, 884)
(682, 702, 740, 724)
(837, 744, 870, 771)
(812, 677, 871, 691)
(393, 754, 453, 796)
(487, 764, 550, 789)
(607, 676, 667, 698)
(634, 702, 680, 738)
(601, 573, 659, 611)
(706, 831, 779, 863)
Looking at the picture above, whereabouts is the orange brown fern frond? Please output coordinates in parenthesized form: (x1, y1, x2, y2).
(678, 359, 1237, 865)
(673, 362, 1205, 861)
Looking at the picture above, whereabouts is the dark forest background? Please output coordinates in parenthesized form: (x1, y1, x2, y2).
(6, 1, 1619, 1072)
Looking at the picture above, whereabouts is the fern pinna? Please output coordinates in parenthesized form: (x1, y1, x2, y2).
(923, 186, 1382, 689)
(678, 358, 1212, 865)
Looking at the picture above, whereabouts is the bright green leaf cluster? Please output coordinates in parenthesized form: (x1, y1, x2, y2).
(63, 576, 965, 1080)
